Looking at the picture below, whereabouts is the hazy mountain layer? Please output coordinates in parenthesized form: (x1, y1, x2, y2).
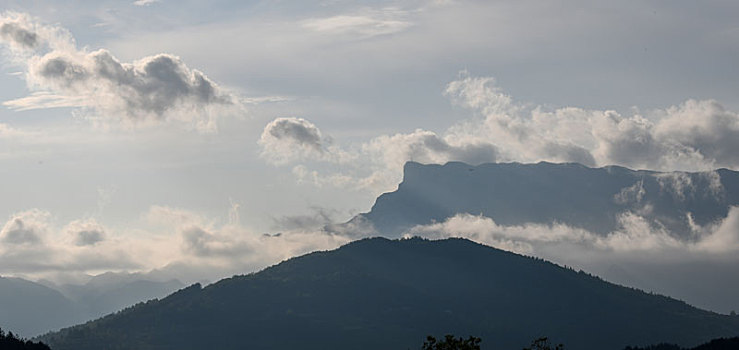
(358, 161, 739, 236)
(50, 273, 184, 322)
(42, 238, 739, 350)
(0, 275, 183, 337)
(0, 277, 81, 338)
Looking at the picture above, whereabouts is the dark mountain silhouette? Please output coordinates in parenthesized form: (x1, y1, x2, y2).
(354, 161, 739, 236)
(0, 277, 81, 337)
(625, 336, 739, 350)
(41, 238, 739, 350)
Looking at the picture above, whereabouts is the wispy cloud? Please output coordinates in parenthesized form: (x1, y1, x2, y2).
(303, 8, 413, 39)
(132, 0, 160, 6)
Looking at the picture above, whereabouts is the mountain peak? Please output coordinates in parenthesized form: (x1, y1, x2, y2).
(42, 237, 739, 350)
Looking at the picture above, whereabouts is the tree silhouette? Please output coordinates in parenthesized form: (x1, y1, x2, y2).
(422, 334, 482, 350)
(523, 337, 564, 350)
(0, 328, 52, 350)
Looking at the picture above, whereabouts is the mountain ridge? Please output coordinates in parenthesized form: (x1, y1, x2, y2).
(355, 161, 739, 236)
(41, 237, 739, 350)
(0, 277, 81, 338)
(0, 275, 183, 337)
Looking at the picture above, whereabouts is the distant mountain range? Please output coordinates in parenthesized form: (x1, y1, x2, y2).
(41, 238, 739, 350)
(0, 277, 80, 337)
(0, 274, 182, 337)
(50, 272, 184, 322)
(354, 161, 739, 237)
(347, 161, 739, 314)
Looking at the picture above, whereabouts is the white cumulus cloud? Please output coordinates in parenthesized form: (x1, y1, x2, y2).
(258, 72, 739, 196)
(0, 12, 236, 131)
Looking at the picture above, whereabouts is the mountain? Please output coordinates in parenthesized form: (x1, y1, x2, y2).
(52, 273, 184, 321)
(41, 238, 739, 350)
(355, 161, 739, 236)
(0, 277, 81, 338)
(0, 274, 183, 337)
(625, 337, 739, 350)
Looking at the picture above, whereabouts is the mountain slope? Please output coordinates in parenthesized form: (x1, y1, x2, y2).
(356, 161, 739, 236)
(0, 277, 81, 337)
(0, 275, 183, 337)
(53, 273, 184, 320)
(42, 238, 739, 350)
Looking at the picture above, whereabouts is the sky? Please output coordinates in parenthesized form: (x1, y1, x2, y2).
(1, 0, 739, 306)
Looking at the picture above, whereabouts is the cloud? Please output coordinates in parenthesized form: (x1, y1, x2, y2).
(145, 205, 205, 228)
(302, 8, 413, 39)
(364, 129, 498, 170)
(445, 73, 739, 172)
(0, 12, 73, 54)
(180, 225, 251, 258)
(259, 117, 498, 193)
(267, 118, 323, 149)
(0, 12, 235, 131)
(260, 117, 324, 161)
(271, 207, 338, 231)
(357, 129, 498, 189)
(695, 207, 739, 253)
(258, 72, 739, 197)
(0, 123, 28, 139)
(0, 210, 142, 277)
(291, 165, 356, 188)
(64, 219, 106, 246)
(0, 21, 38, 49)
(613, 180, 646, 205)
(140, 205, 352, 281)
(0, 210, 48, 245)
(0, 206, 343, 283)
(133, 0, 160, 6)
(403, 209, 739, 313)
(259, 117, 355, 165)
(406, 206, 739, 256)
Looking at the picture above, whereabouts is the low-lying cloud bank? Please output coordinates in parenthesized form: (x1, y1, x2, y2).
(0, 210, 140, 276)
(404, 208, 739, 313)
(0, 12, 236, 131)
(406, 208, 739, 256)
(259, 72, 739, 195)
(0, 205, 351, 284)
(5, 203, 738, 283)
(3, 203, 739, 312)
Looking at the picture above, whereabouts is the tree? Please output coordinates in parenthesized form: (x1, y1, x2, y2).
(422, 334, 482, 350)
(523, 337, 564, 350)
(0, 327, 52, 350)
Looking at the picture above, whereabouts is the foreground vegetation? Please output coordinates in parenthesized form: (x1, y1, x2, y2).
(624, 337, 739, 350)
(0, 328, 51, 350)
(421, 335, 739, 350)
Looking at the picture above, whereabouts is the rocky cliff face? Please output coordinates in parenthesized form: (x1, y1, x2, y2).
(357, 161, 739, 237)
